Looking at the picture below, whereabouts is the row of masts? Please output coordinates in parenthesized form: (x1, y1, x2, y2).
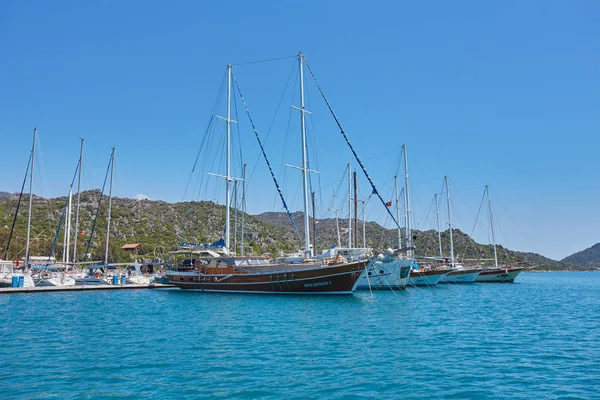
(216, 53, 313, 257)
(15, 53, 500, 266)
(329, 156, 500, 267)
(19, 129, 115, 266)
(216, 52, 500, 264)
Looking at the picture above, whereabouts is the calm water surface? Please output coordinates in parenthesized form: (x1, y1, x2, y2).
(1, 272, 599, 399)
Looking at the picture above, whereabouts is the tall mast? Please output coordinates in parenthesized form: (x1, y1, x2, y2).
(25, 127, 36, 266)
(233, 181, 238, 255)
(285, 53, 315, 257)
(72, 138, 83, 264)
(104, 147, 115, 264)
(331, 192, 341, 247)
(486, 185, 498, 267)
(394, 176, 402, 249)
(435, 193, 443, 258)
(240, 163, 246, 256)
(298, 53, 311, 258)
(62, 203, 67, 263)
(362, 200, 366, 248)
(347, 163, 352, 248)
(210, 63, 240, 254)
(65, 188, 72, 263)
(403, 144, 412, 257)
(400, 187, 405, 245)
(226, 63, 232, 253)
(312, 191, 317, 254)
(353, 171, 358, 248)
(445, 175, 455, 266)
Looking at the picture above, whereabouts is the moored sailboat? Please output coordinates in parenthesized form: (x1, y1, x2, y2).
(409, 193, 451, 286)
(76, 147, 117, 285)
(166, 55, 366, 294)
(438, 176, 482, 284)
(475, 185, 524, 282)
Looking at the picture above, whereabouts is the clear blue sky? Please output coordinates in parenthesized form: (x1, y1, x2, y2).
(1, 0, 599, 261)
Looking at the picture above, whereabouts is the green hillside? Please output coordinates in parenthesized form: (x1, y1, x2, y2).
(0, 190, 583, 270)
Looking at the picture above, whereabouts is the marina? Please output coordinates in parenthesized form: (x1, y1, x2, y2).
(1, 272, 597, 399)
(2, 2, 598, 398)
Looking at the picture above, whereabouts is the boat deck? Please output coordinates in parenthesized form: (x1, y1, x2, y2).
(0, 283, 175, 295)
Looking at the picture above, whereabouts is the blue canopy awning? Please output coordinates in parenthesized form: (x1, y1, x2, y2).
(32, 265, 57, 271)
(88, 265, 117, 270)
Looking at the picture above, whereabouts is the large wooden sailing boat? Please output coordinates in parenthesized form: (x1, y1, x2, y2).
(475, 186, 524, 282)
(166, 54, 366, 294)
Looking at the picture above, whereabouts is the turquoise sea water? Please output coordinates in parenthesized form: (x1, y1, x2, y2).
(1, 272, 599, 399)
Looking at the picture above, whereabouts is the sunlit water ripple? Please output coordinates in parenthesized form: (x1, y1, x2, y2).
(1, 272, 598, 399)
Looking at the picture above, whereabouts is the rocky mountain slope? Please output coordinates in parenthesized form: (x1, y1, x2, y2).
(561, 243, 600, 269)
(255, 212, 576, 270)
(0, 190, 585, 270)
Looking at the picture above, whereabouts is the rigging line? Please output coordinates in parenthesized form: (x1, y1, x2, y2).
(182, 68, 227, 200)
(231, 55, 297, 66)
(275, 69, 298, 201)
(246, 59, 296, 194)
(417, 194, 435, 233)
(180, 70, 227, 240)
(377, 148, 402, 197)
(233, 80, 244, 178)
(49, 161, 80, 260)
(304, 87, 325, 219)
(4, 152, 32, 260)
(303, 57, 402, 231)
(455, 185, 486, 239)
(84, 152, 112, 261)
(33, 133, 48, 198)
(364, 144, 403, 162)
(462, 188, 487, 261)
(181, 115, 214, 201)
(232, 72, 302, 241)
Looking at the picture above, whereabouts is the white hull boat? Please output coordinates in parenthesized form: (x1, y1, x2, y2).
(476, 266, 524, 282)
(356, 253, 412, 290)
(34, 273, 76, 286)
(408, 268, 450, 287)
(439, 265, 482, 284)
(2, 274, 36, 288)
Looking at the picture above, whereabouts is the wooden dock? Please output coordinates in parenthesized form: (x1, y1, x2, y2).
(0, 283, 176, 295)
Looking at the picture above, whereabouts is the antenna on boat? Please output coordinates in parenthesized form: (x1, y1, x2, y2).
(72, 138, 83, 264)
(445, 175, 455, 267)
(104, 147, 115, 264)
(403, 144, 412, 258)
(286, 52, 318, 259)
(25, 127, 36, 267)
(486, 185, 498, 267)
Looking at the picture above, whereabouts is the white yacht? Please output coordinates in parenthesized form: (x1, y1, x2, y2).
(318, 247, 410, 290)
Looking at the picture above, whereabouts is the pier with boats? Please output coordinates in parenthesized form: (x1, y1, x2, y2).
(1, 53, 526, 297)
